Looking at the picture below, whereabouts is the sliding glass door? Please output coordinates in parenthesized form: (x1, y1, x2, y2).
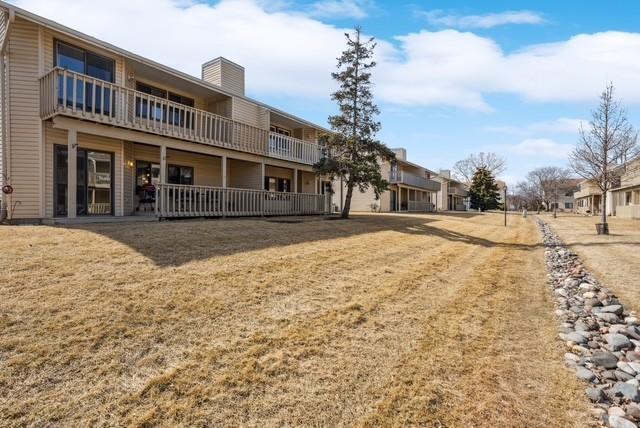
(54, 146, 114, 216)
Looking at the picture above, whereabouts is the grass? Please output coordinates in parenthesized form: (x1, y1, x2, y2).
(545, 212, 640, 311)
(0, 213, 592, 426)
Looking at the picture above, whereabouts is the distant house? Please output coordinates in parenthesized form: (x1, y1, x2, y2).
(547, 178, 580, 212)
(574, 180, 602, 215)
(333, 148, 440, 213)
(433, 171, 469, 211)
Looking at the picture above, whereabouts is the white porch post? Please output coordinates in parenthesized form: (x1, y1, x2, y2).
(221, 156, 227, 188)
(160, 145, 167, 184)
(261, 162, 265, 189)
(293, 169, 298, 193)
(67, 129, 77, 219)
(398, 185, 402, 212)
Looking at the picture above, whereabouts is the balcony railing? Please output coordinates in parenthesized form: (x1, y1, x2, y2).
(268, 132, 322, 165)
(407, 200, 435, 212)
(155, 183, 331, 217)
(389, 171, 440, 191)
(40, 68, 321, 165)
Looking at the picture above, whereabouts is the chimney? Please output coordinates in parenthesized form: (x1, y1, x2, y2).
(392, 148, 406, 161)
(202, 57, 245, 96)
(439, 169, 451, 179)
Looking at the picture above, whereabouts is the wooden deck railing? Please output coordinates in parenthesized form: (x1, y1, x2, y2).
(389, 171, 440, 191)
(448, 186, 468, 197)
(40, 68, 322, 165)
(407, 200, 435, 212)
(268, 132, 322, 164)
(155, 183, 330, 217)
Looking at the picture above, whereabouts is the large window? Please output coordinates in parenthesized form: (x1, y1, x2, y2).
(168, 165, 194, 185)
(56, 41, 115, 114)
(264, 176, 290, 192)
(135, 82, 195, 127)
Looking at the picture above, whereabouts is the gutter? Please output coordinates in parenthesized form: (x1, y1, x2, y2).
(0, 6, 13, 221)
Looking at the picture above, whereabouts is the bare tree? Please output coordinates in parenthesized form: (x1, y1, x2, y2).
(453, 152, 507, 183)
(517, 178, 544, 212)
(527, 166, 573, 218)
(570, 83, 637, 234)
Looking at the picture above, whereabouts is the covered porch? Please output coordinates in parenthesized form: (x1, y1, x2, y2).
(391, 185, 436, 212)
(48, 118, 330, 220)
(575, 194, 602, 216)
(612, 186, 640, 219)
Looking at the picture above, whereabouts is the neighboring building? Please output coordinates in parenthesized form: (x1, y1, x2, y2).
(434, 170, 468, 211)
(545, 178, 580, 212)
(574, 180, 602, 215)
(611, 158, 640, 219)
(0, 2, 332, 223)
(333, 148, 440, 213)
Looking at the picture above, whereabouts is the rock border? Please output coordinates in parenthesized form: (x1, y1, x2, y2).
(538, 218, 640, 428)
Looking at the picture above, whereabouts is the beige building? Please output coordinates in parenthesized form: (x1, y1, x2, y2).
(0, 2, 332, 223)
(574, 180, 603, 215)
(434, 171, 468, 211)
(611, 158, 640, 219)
(334, 148, 440, 213)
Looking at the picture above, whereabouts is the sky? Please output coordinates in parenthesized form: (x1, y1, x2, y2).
(11, 0, 640, 185)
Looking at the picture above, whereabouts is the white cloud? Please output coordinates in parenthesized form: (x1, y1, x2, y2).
(308, 0, 371, 19)
(484, 118, 584, 136)
(10, 0, 640, 111)
(509, 138, 573, 159)
(418, 9, 545, 29)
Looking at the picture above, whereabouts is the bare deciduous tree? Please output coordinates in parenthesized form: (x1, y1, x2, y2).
(527, 166, 573, 218)
(570, 83, 637, 234)
(452, 152, 506, 184)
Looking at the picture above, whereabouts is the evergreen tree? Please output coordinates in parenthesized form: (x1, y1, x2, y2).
(314, 27, 395, 219)
(469, 167, 500, 212)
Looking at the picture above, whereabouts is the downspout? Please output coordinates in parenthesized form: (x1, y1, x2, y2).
(0, 8, 14, 222)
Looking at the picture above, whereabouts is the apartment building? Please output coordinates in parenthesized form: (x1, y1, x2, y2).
(0, 2, 332, 223)
(333, 148, 440, 213)
(611, 158, 640, 219)
(574, 180, 602, 215)
(433, 171, 469, 211)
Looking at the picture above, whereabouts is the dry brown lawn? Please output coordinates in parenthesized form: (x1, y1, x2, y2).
(0, 212, 592, 427)
(545, 213, 640, 311)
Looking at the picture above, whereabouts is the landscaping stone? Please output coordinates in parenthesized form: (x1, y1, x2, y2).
(607, 334, 633, 352)
(594, 352, 620, 369)
(537, 219, 640, 427)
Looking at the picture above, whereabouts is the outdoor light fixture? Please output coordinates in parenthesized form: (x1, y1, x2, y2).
(126, 160, 134, 168)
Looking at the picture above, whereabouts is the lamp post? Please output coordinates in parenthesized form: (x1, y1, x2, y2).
(504, 185, 507, 227)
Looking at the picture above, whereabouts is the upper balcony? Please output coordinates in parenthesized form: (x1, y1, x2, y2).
(389, 170, 440, 192)
(448, 186, 468, 197)
(39, 68, 322, 166)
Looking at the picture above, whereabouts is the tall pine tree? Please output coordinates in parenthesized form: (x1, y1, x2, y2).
(314, 27, 394, 219)
(469, 167, 500, 212)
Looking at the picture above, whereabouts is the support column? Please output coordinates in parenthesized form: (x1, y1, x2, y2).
(261, 162, 266, 189)
(67, 129, 77, 219)
(293, 169, 298, 193)
(221, 156, 227, 188)
(398, 185, 402, 212)
(160, 145, 167, 184)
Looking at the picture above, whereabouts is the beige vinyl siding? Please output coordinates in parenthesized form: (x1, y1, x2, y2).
(202, 58, 244, 96)
(44, 123, 124, 217)
(303, 128, 317, 142)
(264, 165, 293, 181)
(166, 148, 222, 187)
(0, 10, 6, 192)
(227, 158, 261, 189)
(7, 17, 41, 218)
(300, 171, 316, 194)
(231, 97, 269, 129)
(123, 140, 134, 214)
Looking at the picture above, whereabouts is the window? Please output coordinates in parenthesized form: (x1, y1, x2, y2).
(626, 191, 633, 205)
(168, 165, 194, 185)
(565, 202, 573, 209)
(264, 176, 290, 192)
(56, 41, 115, 114)
(135, 82, 194, 127)
(269, 125, 291, 136)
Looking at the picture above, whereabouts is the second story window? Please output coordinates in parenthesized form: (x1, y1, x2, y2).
(56, 41, 114, 82)
(55, 41, 115, 115)
(135, 82, 195, 128)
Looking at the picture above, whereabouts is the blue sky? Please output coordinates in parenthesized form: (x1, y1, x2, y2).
(12, 0, 640, 185)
